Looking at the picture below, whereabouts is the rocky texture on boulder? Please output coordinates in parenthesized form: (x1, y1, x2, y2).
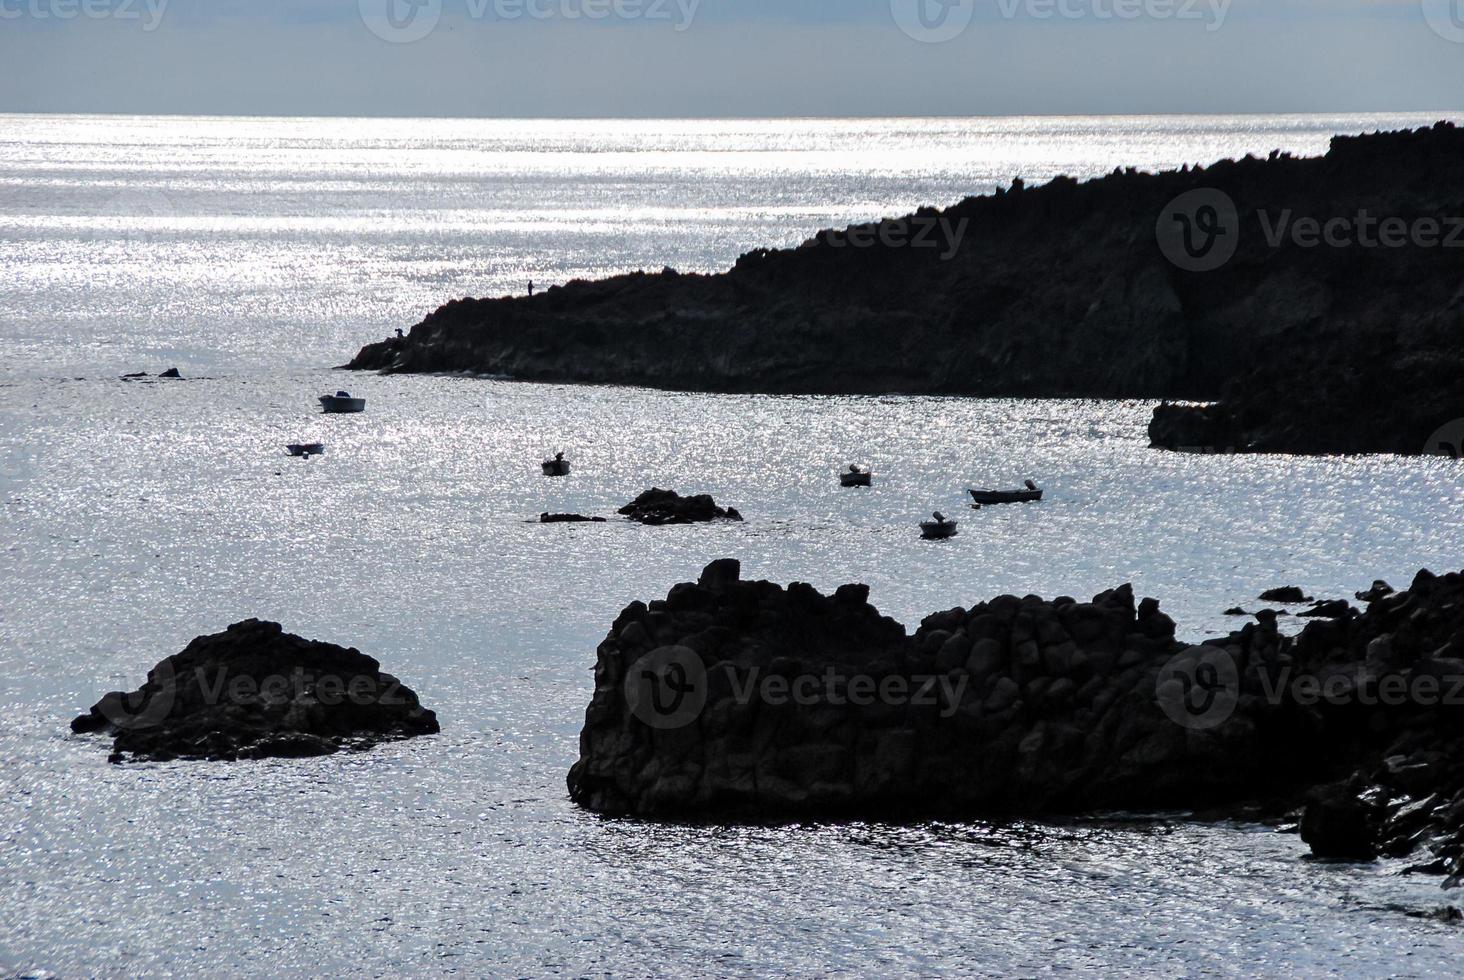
(71, 619, 439, 763)
(618, 488, 743, 525)
(1148, 402, 1241, 452)
(570, 562, 1464, 886)
(348, 123, 1464, 456)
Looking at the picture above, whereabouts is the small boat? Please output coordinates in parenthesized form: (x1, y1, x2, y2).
(542, 453, 571, 477)
(285, 443, 325, 458)
(920, 512, 959, 540)
(839, 464, 873, 488)
(968, 480, 1043, 505)
(319, 391, 366, 414)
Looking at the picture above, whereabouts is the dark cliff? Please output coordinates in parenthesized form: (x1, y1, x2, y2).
(349, 123, 1464, 455)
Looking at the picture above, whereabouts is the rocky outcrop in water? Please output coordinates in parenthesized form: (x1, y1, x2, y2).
(618, 488, 743, 525)
(70, 619, 440, 762)
(569, 561, 1464, 884)
(349, 123, 1464, 456)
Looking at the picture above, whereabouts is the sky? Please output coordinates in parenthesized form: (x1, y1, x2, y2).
(1, 0, 1462, 117)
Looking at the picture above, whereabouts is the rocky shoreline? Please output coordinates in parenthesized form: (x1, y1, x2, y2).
(570, 561, 1464, 885)
(71, 619, 439, 762)
(349, 123, 1464, 456)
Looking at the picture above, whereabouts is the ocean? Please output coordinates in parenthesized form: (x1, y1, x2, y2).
(3, 112, 1463, 976)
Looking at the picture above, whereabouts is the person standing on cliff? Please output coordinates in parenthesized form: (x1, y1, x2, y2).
(528, 279, 534, 297)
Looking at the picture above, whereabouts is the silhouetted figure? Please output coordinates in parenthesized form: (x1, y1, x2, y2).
(933, 511, 947, 523)
(528, 280, 535, 297)
(555, 452, 564, 463)
(396, 328, 405, 339)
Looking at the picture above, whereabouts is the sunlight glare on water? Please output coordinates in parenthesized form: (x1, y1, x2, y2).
(2, 113, 1463, 977)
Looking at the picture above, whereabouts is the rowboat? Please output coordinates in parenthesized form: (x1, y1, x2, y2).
(285, 443, 325, 457)
(969, 480, 1043, 505)
(920, 512, 959, 540)
(542, 454, 571, 477)
(839, 465, 872, 487)
(319, 391, 366, 414)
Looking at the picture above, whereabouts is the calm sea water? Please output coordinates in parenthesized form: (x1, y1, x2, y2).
(3, 113, 1463, 977)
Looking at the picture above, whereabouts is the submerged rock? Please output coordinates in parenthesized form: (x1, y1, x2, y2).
(1299, 599, 1356, 619)
(540, 513, 607, 524)
(1259, 586, 1312, 604)
(121, 367, 184, 380)
(70, 619, 439, 762)
(570, 563, 1464, 886)
(618, 488, 743, 525)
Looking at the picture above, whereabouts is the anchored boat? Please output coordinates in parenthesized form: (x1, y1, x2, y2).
(319, 391, 366, 414)
(285, 442, 325, 457)
(839, 464, 873, 487)
(969, 480, 1043, 505)
(542, 453, 571, 477)
(920, 512, 959, 540)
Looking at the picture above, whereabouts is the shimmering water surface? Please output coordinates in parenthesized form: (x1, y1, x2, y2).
(3, 114, 1463, 977)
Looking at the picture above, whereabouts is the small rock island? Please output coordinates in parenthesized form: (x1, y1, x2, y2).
(71, 619, 440, 762)
(571, 561, 1464, 885)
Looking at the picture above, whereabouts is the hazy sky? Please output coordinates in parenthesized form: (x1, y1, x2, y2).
(2, 0, 1462, 117)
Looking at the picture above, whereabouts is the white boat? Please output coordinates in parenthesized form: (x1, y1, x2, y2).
(542, 453, 571, 477)
(319, 391, 366, 414)
(839, 465, 873, 487)
(920, 512, 959, 540)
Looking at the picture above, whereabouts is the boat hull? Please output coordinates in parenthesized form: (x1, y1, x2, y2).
(319, 397, 366, 414)
(285, 443, 325, 457)
(968, 489, 1042, 505)
(839, 472, 872, 487)
(542, 461, 571, 477)
(920, 522, 959, 540)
